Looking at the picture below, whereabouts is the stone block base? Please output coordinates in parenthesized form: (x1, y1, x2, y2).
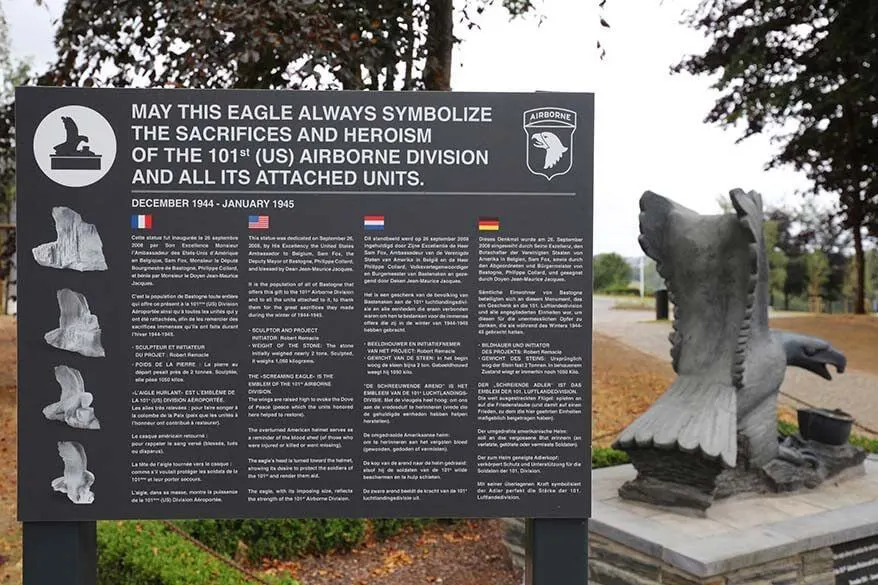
(588, 535, 834, 585)
(590, 457, 878, 585)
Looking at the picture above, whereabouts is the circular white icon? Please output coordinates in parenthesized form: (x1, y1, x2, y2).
(33, 105, 117, 188)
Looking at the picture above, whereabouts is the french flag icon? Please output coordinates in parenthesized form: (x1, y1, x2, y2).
(131, 214, 152, 230)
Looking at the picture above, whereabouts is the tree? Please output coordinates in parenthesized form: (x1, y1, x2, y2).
(766, 207, 805, 309)
(866, 248, 878, 310)
(37, 1, 610, 91)
(763, 220, 788, 306)
(0, 4, 14, 218)
(844, 252, 874, 309)
(0, 4, 22, 298)
(642, 258, 663, 293)
(593, 253, 632, 292)
(789, 197, 851, 304)
(805, 251, 831, 308)
(716, 196, 791, 306)
(675, 0, 878, 314)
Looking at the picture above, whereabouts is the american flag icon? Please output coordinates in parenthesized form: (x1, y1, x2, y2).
(248, 215, 269, 230)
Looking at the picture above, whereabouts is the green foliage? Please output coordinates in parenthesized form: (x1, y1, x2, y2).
(676, 0, 878, 313)
(174, 519, 367, 565)
(175, 518, 449, 565)
(850, 433, 878, 454)
(602, 284, 643, 297)
(764, 220, 789, 299)
(642, 258, 663, 293)
(0, 4, 28, 221)
(40, 0, 614, 90)
(805, 251, 831, 297)
(97, 521, 297, 585)
(592, 446, 629, 468)
(371, 518, 445, 539)
(593, 253, 633, 292)
(844, 252, 875, 304)
(869, 249, 878, 304)
(777, 420, 798, 437)
(40, 0, 550, 91)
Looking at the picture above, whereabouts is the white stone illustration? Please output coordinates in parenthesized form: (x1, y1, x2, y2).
(52, 441, 95, 504)
(42, 365, 100, 430)
(44, 289, 105, 357)
(32, 207, 107, 272)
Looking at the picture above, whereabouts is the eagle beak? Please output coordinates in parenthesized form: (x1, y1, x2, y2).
(532, 134, 546, 149)
(805, 346, 847, 380)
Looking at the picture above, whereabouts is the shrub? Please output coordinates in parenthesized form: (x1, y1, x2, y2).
(174, 518, 455, 565)
(601, 284, 642, 297)
(850, 433, 878, 453)
(593, 446, 629, 468)
(174, 519, 367, 565)
(98, 520, 297, 585)
(593, 253, 633, 291)
(371, 518, 446, 539)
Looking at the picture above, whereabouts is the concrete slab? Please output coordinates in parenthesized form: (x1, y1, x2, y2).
(590, 460, 878, 578)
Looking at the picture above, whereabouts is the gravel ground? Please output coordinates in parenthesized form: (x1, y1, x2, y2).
(264, 520, 522, 585)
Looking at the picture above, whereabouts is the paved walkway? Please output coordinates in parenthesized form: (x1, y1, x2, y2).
(593, 297, 878, 434)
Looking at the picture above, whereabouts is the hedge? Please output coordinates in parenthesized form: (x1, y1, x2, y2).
(175, 518, 448, 565)
(599, 285, 648, 297)
(97, 520, 297, 585)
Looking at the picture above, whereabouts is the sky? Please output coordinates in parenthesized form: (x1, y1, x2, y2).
(2, 0, 818, 256)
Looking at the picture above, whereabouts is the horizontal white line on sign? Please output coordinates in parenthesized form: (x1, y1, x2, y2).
(130, 189, 576, 196)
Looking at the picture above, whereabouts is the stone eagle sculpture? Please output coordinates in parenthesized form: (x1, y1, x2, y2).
(613, 189, 856, 510)
(44, 289, 105, 358)
(54, 116, 90, 156)
(52, 441, 95, 504)
(42, 365, 101, 430)
(32, 207, 108, 272)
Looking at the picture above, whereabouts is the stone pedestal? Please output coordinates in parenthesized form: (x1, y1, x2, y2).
(590, 456, 878, 585)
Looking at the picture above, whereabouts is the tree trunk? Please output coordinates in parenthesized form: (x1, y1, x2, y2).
(402, 0, 416, 90)
(853, 223, 866, 314)
(423, 0, 453, 90)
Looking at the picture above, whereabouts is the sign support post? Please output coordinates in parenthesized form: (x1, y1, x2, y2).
(23, 521, 97, 585)
(526, 518, 588, 585)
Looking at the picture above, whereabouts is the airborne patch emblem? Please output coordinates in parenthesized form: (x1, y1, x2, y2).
(523, 107, 576, 181)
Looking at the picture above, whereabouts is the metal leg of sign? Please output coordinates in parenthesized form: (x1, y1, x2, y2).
(23, 522, 97, 585)
(525, 518, 588, 585)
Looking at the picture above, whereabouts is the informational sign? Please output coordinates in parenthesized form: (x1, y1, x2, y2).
(834, 535, 878, 585)
(17, 88, 593, 521)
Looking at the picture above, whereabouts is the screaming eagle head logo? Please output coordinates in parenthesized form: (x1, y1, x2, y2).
(523, 107, 576, 180)
(531, 131, 568, 170)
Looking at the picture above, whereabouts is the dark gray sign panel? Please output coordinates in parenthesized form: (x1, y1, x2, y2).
(17, 88, 593, 521)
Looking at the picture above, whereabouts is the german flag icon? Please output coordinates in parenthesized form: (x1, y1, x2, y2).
(478, 217, 500, 232)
